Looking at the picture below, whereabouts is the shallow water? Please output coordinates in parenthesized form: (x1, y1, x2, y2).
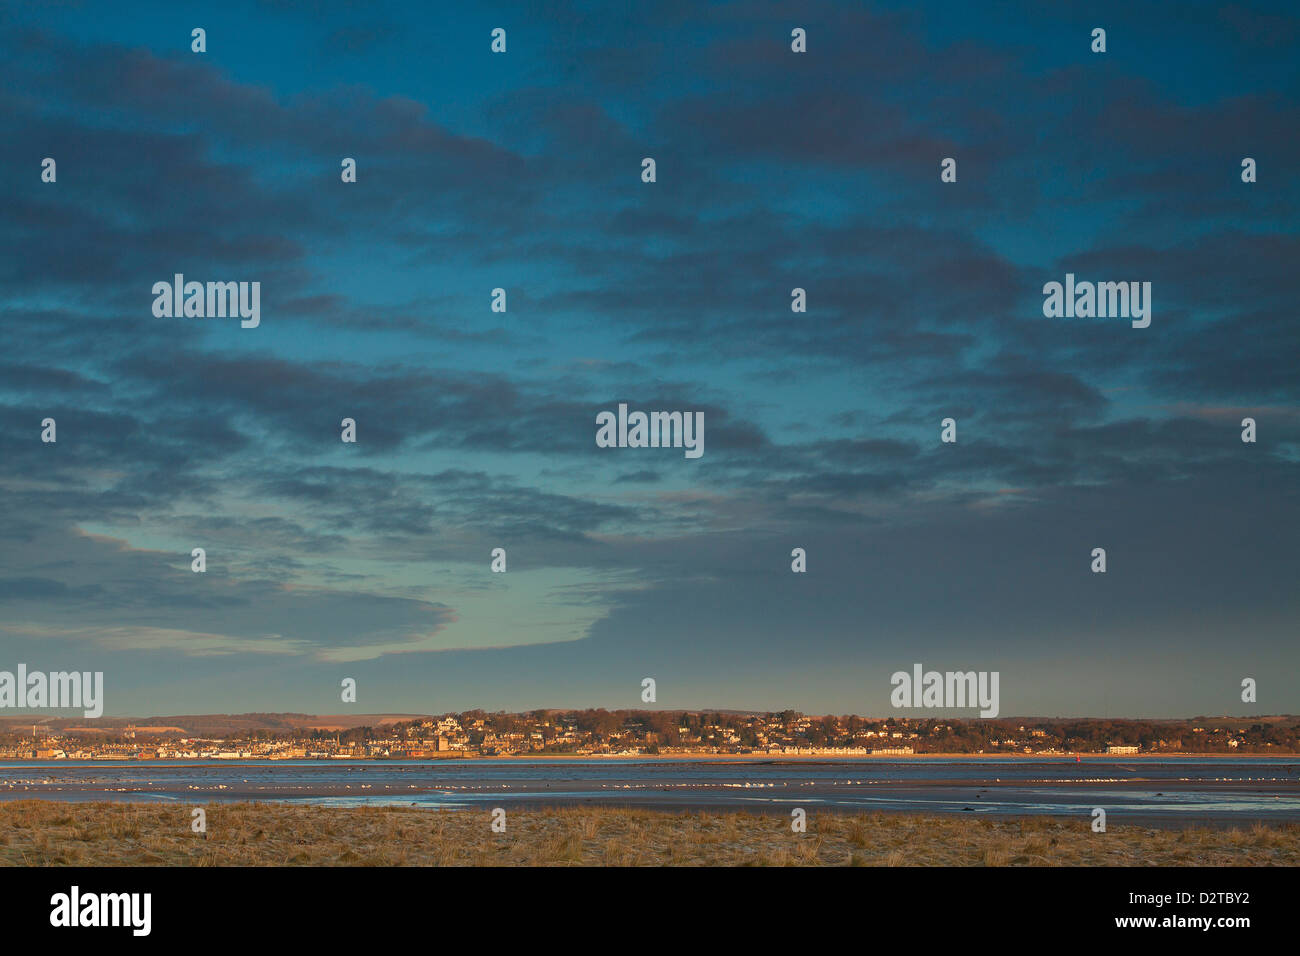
(2, 757, 1297, 822)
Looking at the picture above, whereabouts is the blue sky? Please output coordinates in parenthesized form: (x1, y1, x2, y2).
(0, 0, 1297, 717)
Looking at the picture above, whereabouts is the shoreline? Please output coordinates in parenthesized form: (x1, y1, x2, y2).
(5, 751, 1300, 764)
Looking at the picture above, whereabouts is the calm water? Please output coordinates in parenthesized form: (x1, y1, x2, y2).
(2, 757, 1298, 822)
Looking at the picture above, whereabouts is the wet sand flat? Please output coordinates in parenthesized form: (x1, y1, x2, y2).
(2, 759, 1297, 825)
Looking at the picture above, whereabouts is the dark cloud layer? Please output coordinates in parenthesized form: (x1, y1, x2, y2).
(0, 2, 1295, 716)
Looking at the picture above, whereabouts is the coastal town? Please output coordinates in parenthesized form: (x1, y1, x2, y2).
(2, 711, 1297, 760)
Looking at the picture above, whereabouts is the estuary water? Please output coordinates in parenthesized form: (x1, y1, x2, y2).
(2, 756, 1297, 824)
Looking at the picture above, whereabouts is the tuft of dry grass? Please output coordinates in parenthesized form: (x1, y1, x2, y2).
(0, 800, 1296, 866)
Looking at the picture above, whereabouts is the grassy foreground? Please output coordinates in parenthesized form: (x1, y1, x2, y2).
(1, 800, 1297, 866)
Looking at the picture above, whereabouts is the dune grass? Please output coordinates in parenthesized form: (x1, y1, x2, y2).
(0, 800, 1296, 866)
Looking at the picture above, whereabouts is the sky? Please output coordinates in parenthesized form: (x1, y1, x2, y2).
(0, 0, 1297, 718)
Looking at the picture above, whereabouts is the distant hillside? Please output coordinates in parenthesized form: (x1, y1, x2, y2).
(0, 713, 433, 737)
(1, 711, 1295, 739)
